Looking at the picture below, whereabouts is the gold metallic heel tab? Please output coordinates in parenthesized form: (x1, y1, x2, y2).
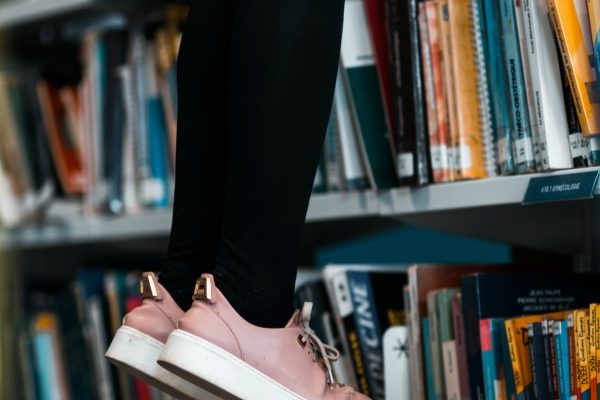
(140, 274, 160, 299)
(193, 276, 213, 302)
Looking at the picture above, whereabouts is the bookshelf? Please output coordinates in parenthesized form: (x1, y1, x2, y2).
(0, 0, 94, 29)
(3, 166, 600, 254)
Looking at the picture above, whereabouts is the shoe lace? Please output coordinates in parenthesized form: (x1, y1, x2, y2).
(298, 302, 342, 388)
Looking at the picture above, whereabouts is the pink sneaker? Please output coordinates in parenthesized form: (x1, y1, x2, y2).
(158, 274, 370, 400)
(105, 272, 219, 400)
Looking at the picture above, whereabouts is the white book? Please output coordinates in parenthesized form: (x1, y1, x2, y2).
(520, 0, 572, 170)
(383, 326, 411, 400)
(333, 72, 369, 190)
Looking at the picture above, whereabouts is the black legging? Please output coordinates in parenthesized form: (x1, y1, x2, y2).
(159, 0, 345, 328)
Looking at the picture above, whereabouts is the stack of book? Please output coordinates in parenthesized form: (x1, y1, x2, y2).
(315, 0, 600, 191)
(0, 6, 186, 228)
(13, 270, 175, 400)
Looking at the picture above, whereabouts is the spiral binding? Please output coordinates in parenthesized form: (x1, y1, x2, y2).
(470, 0, 497, 178)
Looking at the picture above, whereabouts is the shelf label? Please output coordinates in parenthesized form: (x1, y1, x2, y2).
(523, 171, 600, 204)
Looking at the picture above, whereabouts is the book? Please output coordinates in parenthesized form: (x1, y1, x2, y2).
(423, 0, 452, 183)
(423, 317, 437, 400)
(554, 320, 571, 400)
(528, 322, 551, 400)
(386, 0, 430, 186)
(452, 293, 471, 400)
(341, 0, 398, 190)
(333, 71, 370, 191)
(346, 269, 408, 400)
(519, 0, 573, 171)
(590, 304, 598, 400)
(588, 0, 600, 82)
(574, 309, 591, 400)
(461, 272, 600, 400)
(480, 318, 507, 400)
(481, 0, 516, 175)
(437, 288, 461, 400)
(498, 0, 536, 173)
(546, 319, 560, 400)
(428, 290, 446, 400)
(383, 326, 410, 400)
(547, 0, 600, 137)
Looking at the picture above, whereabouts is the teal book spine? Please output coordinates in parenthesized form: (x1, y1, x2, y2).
(146, 97, 169, 208)
(482, 0, 516, 175)
(423, 318, 437, 400)
(554, 320, 570, 400)
(32, 331, 58, 400)
(341, 0, 398, 190)
(498, 0, 535, 173)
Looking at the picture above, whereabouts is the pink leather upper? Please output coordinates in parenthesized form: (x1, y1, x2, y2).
(123, 272, 185, 343)
(177, 274, 370, 400)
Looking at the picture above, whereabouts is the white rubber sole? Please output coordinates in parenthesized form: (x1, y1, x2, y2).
(105, 326, 220, 400)
(158, 329, 308, 400)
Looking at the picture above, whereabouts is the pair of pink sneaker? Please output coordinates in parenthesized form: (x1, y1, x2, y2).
(106, 272, 369, 400)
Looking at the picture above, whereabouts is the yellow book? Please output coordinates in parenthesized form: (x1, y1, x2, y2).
(547, 0, 600, 137)
(505, 312, 568, 398)
(446, 0, 487, 179)
(437, 0, 459, 180)
(575, 309, 591, 398)
(596, 304, 600, 397)
(591, 304, 598, 399)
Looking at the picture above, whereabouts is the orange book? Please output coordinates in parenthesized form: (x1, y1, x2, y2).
(446, 0, 487, 179)
(37, 82, 86, 195)
(547, 0, 600, 137)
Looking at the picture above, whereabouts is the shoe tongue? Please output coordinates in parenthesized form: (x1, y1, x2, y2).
(285, 310, 301, 328)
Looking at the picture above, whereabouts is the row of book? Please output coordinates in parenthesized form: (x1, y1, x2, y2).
(11, 263, 600, 400)
(12, 270, 175, 400)
(0, 8, 186, 228)
(301, 264, 600, 400)
(315, 0, 600, 191)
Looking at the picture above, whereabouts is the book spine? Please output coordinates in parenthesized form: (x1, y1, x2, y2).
(341, 0, 398, 190)
(595, 305, 600, 400)
(471, 0, 497, 178)
(439, 290, 461, 400)
(482, 0, 516, 175)
(437, 0, 460, 180)
(408, 268, 426, 400)
(547, 320, 560, 400)
(498, 0, 536, 173)
(423, 318, 437, 400)
(588, 0, 600, 83)
(429, 291, 446, 400)
(591, 305, 598, 400)
(461, 274, 486, 400)
(568, 313, 578, 400)
(546, 0, 600, 137)
(554, 321, 570, 400)
(524, 0, 573, 170)
(575, 310, 591, 400)
(505, 319, 528, 400)
(500, 319, 517, 399)
(448, 0, 488, 179)
(452, 294, 471, 400)
(324, 101, 346, 192)
(418, 2, 444, 184)
(425, 1, 452, 183)
(481, 319, 498, 400)
(347, 271, 384, 400)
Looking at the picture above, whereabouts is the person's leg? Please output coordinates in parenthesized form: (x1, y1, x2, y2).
(160, 0, 238, 310)
(212, 0, 346, 328)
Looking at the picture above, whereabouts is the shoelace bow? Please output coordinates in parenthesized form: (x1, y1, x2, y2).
(298, 302, 342, 388)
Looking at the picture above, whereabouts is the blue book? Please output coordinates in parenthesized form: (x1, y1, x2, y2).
(529, 322, 552, 400)
(346, 270, 407, 400)
(482, 0, 516, 175)
(422, 318, 437, 400)
(553, 320, 570, 400)
(498, 0, 535, 173)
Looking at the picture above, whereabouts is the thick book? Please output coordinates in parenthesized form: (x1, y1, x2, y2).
(545, 320, 559, 400)
(461, 272, 600, 400)
(341, 0, 398, 190)
(481, 0, 516, 175)
(452, 293, 471, 400)
(437, 288, 462, 400)
(528, 322, 552, 400)
(346, 269, 408, 400)
(575, 310, 591, 400)
(498, 0, 536, 173)
(383, 326, 410, 400)
(553, 320, 571, 400)
(333, 71, 370, 191)
(547, 0, 600, 137)
(480, 318, 507, 400)
(386, 0, 430, 186)
(519, 0, 573, 171)
(407, 264, 508, 400)
(423, 0, 452, 183)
